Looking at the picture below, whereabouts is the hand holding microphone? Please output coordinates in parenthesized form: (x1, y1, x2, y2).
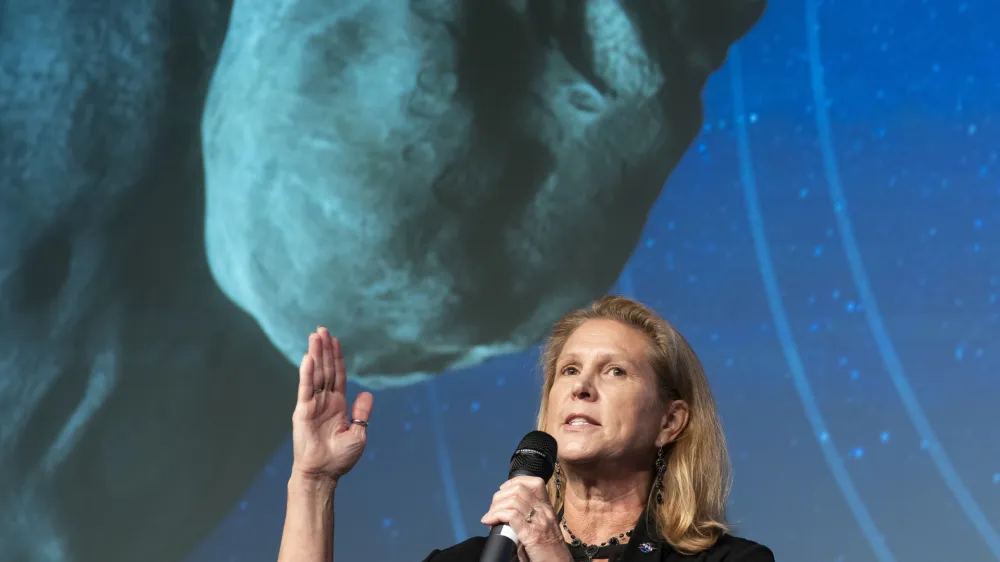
(479, 432, 572, 562)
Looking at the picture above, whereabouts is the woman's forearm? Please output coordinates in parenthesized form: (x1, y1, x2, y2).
(277, 470, 338, 562)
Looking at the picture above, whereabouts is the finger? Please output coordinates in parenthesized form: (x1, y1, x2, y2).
(297, 354, 315, 403)
(501, 477, 550, 502)
(523, 476, 550, 502)
(351, 392, 373, 421)
(491, 485, 538, 514)
(331, 336, 347, 394)
(502, 476, 545, 490)
(481, 495, 534, 525)
(481, 506, 532, 528)
(351, 392, 374, 433)
(307, 332, 325, 390)
(319, 327, 336, 391)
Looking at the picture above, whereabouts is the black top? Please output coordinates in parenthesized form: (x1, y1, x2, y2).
(420, 514, 774, 562)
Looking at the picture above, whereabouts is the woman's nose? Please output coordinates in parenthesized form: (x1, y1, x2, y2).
(571, 372, 596, 401)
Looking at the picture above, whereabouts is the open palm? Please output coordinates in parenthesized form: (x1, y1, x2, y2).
(291, 328, 374, 481)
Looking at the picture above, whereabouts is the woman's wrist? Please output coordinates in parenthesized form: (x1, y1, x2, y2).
(288, 465, 339, 494)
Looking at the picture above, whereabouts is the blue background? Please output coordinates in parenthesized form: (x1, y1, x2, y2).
(186, 1, 1000, 561)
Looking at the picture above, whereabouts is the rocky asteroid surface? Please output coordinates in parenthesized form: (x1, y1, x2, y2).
(0, 0, 764, 560)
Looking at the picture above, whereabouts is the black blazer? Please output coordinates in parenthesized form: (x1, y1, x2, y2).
(420, 515, 774, 562)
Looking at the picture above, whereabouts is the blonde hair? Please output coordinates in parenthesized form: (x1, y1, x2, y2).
(535, 295, 731, 554)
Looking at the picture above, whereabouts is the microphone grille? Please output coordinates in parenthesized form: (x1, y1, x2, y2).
(508, 431, 558, 481)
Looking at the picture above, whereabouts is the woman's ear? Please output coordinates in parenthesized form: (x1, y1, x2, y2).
(656, 399, 690, 447)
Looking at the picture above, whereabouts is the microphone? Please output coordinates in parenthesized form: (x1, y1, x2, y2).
(480, 431, 558, 562)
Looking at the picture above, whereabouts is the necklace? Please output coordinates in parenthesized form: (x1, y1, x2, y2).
(560, 514, 634, 561)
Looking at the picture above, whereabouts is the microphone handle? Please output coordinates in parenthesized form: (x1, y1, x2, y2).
(482, 524, 518, 562)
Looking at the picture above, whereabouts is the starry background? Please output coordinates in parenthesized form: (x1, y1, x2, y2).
(187, 0, 1000, 561)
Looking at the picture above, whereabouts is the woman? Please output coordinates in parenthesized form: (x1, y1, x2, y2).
(277, 296, 774, 562)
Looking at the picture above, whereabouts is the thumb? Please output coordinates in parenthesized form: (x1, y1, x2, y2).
(349, 391, 374, 435)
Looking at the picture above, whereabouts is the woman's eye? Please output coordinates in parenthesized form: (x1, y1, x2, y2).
(610, 367, 626, 376)
(562, 367, 578, 375)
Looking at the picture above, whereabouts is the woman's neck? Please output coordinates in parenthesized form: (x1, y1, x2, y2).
(560, 468, 651, 546)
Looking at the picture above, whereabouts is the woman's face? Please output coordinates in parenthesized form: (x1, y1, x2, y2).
(545, 319, 686, 469)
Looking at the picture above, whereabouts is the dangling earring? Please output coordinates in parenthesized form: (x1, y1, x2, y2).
(554, 461, 563, 500)
(653, 447, 666, 504)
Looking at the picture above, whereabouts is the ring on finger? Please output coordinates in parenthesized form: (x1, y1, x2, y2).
(524, 507, 537, 523)
(313, 387, 323, 394)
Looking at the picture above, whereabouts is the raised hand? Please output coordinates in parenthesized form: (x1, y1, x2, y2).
(290, 327, 374, 482)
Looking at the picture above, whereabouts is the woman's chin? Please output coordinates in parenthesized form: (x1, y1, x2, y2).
(556, 440, 597, 463)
